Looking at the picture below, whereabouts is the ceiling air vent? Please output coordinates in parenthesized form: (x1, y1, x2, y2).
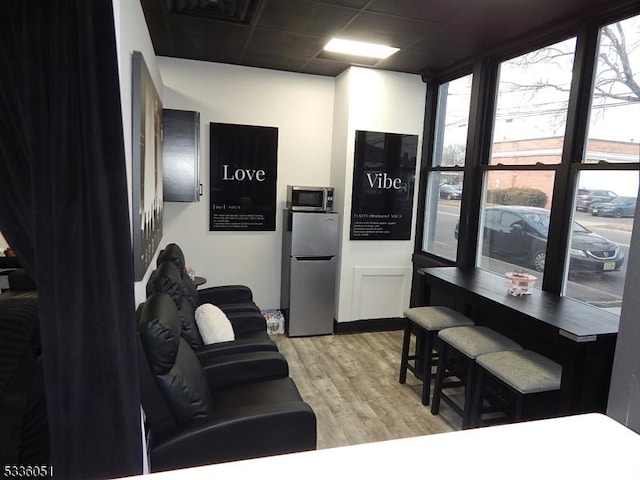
(169, 0, 255, 23)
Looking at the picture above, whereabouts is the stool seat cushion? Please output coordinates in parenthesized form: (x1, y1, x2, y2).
(405, 306, 474, 331)
(438, 326, 521, 359)
(477, 350, 562, 394)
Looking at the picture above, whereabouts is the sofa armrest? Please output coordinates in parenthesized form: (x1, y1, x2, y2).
(194, 337, 278, 364)
(198, 285, 253, 305)
(201, 351, 289, 390)
(149, 402, 317, 472)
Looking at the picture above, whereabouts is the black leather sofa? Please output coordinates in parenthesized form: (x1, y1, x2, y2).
(147, 261, 278, 363)
(156, 243, 260, 315)
(137, 293, 317, 472)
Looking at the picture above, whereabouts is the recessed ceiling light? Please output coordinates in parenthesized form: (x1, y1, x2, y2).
(323, 38, 399, 59)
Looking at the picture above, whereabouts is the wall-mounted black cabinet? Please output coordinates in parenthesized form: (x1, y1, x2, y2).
(162, 109, 201, 202)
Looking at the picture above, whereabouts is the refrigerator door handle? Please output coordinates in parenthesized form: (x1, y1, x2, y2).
(294, 256, 334, 261)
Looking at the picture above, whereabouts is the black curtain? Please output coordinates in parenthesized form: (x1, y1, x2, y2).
(0, 1, 142, 478)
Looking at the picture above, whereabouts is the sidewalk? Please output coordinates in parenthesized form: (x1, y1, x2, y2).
(577, 217, 634, 232)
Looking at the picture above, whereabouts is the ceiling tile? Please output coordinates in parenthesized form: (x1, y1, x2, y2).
(408, 27, 494, 71)
(167, 14, 252, 62)
(411, 22, 498, 57)
(311, 0, 371, 9)
(376, 48, 429, 75)
(448, 0, 582, 30)
(143, 10, 174, 55)
(142, 0, 636, 77)
(340, 11, 437, 48)
(258, 0, 358, 36)
(367, 0, 468, 23)
(243, 28, 326, 58)
(299, 57, 352, 76)
(316, 49, 380, 66)
(140, 0, 167, 13)
(240, 52, 309, 71)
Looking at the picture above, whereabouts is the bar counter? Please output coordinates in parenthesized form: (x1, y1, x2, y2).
(418, 267, 619, 414)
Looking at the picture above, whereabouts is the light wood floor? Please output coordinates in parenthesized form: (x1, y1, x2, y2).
(275, 330, 461, 450)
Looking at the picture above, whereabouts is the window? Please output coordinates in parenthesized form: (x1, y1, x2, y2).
(564, 12, 640, 312)
(490, 38, 576, 166)
(416, 8, 640, 322)
(422, 74, 473, 261)
(478, 38, 576, 281)
(479, 173, 555, 277)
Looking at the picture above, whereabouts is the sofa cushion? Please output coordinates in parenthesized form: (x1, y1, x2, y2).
(155, 337, 213, 425)
(195, 304, 235, 344)
(139, 294, 213, 425)
(147, 262, 204, 349)
(138, 294, 182, 375)
(157, 243, 200, 309)
(146, 262, 183, 307)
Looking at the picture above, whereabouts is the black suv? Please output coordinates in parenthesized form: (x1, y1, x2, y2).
(576, 189, 617, 212)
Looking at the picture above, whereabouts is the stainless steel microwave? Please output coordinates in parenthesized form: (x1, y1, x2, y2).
(286, 185, 334, 212)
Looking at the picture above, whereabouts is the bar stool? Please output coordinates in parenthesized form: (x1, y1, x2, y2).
(430, 326, 522, 429)
(399, 306, 474, 405)
(469, 350, 562, 428)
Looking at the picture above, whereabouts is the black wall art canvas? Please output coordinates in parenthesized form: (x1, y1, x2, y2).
(350, 130, 418, 240)
(209, 123, 278, 231)
(132, 51, 163, 280)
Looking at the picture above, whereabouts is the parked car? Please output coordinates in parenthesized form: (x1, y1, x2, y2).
(576, 189, 617, 212)
(589, 196, 637, 218)
(455, 206, 624, 274)
(439, 184, 462, 200)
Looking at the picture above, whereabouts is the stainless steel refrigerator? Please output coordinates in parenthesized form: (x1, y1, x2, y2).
(281, 210, 339, 336)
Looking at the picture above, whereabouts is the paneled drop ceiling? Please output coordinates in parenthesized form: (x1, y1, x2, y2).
(141, 0, 629, 77)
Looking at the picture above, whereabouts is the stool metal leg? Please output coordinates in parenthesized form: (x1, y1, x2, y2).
(399, 322, 412, 384)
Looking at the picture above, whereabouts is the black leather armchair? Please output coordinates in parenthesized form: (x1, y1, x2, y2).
(138, 293, 316, 472)
(156, 243, 259, 315)
(146, 261, 277, 363)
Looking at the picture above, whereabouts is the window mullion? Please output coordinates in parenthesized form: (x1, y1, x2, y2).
(545, 25, 601, 294)
(457, 58, 498, 268)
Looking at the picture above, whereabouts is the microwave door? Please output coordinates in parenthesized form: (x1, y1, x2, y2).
(293, 189, 324, 210)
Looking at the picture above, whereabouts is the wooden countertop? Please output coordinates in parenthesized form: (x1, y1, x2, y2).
(419, 266, 619, 340)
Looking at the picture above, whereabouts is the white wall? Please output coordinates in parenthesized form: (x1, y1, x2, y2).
(158, 58, 335, 309)
(332, 67, 426, 322)
(111, 2, 425, 321)
(156, 60, 425, 319)
(113, 0, 164, 306)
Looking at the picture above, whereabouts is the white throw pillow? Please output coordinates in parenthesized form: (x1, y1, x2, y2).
(194, 303, 235, 344)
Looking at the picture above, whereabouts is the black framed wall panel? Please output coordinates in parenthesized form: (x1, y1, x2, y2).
(163, 109, 200, 202)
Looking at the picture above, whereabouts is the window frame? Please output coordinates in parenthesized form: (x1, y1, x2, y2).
(415, 5, 640, 303)
(415, 70, 474, 266)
